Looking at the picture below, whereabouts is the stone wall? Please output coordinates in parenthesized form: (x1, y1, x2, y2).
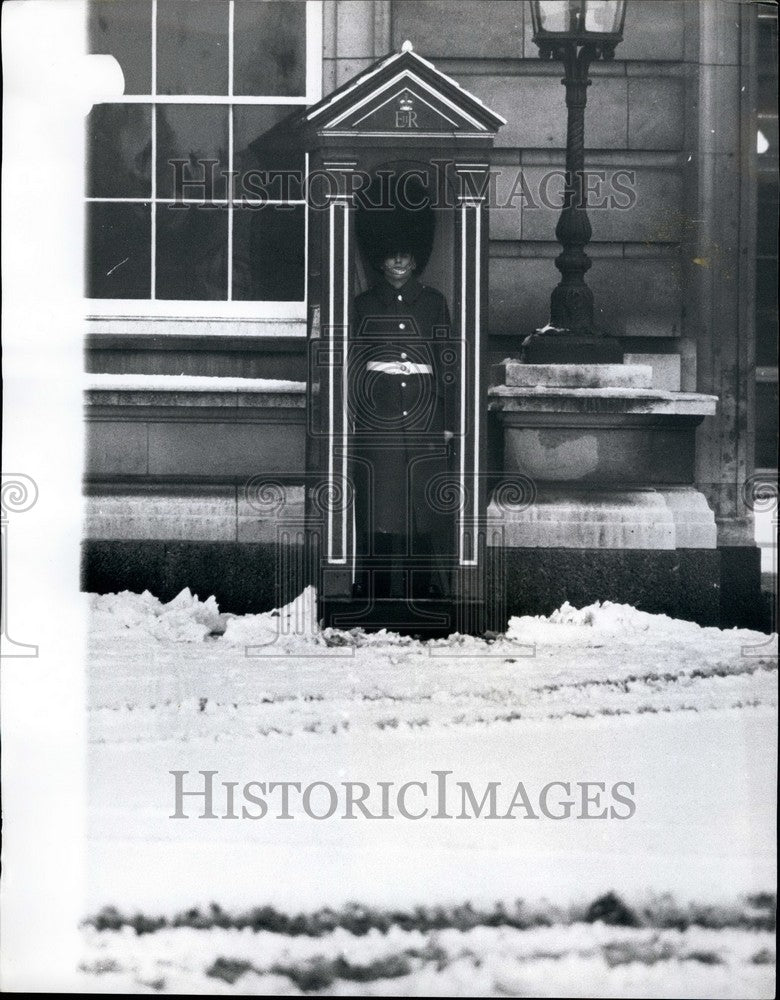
(326, 0, 692, 350)
(322, 0, 757, 552)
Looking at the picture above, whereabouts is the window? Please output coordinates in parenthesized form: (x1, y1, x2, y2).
(86, 0, 321, 318)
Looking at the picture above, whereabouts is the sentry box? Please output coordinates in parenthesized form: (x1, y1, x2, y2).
(269, 43, 505, 635)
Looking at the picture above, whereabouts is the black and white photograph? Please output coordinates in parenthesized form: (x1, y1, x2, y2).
(1, 0, 778, 995)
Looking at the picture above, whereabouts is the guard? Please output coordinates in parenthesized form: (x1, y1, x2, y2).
(351, 182, 458, 600)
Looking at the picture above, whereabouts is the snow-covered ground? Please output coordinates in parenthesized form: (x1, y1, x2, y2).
(84, 588, 778, 997)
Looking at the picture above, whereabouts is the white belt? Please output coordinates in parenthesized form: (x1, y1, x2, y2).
(366, 361, 433, 375)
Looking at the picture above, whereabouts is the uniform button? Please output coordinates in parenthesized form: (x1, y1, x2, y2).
(399, 323, 405, 330)
(397, 294, 403, 301)
(401, 381, 406, 387)
(402, 410, 408, 416)
(401, 352, 407, 359)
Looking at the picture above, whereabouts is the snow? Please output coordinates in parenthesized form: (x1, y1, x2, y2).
(85, 373, 306, 393)
(77, 922, 775, 997)
(84, 588, 778, 996)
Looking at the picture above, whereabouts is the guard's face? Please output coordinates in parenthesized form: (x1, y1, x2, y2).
(381, 252, 416, 283)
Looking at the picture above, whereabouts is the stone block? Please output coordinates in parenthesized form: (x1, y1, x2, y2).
(85, 421, 148, 476)
(464, 75, 627, 150)
(658, 488, 717, 549)
(488, 256, 684, 339)
(623, 353, 682, 391)
(590, 258, 684, 338)
(489, 487, 676, 549)
(488, 486, 717, 551)
(81, 540, 297, 614)
(615, 1, 686, 61)
(628, 77, 684, 150)
(335, 0, 376, 58)
(84, 486, 236, 541)
(489, 257, 551, 336)
(391, 1, 524, 58)
(501, 424, 696, 484)
(489, 163, 524, 240)
(520, 166, 684, 243)
(491, 547, 721, 627)
(147, 421, 306, 477)
(237, 484, 306, 542)
(334, 58, 376, 88)
(493, 362, 652, 389)
(697, 64, 740, 154)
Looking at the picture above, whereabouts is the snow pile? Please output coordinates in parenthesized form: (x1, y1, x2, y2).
(90, 588, 227, 643)
(222, 586, 319, 648)
(88, 588, 778, 660)
(508, 599, 704, 639)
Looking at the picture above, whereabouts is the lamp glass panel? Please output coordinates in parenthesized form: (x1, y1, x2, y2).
(535, 1, 575, 33)
(583, 0, 623, 34)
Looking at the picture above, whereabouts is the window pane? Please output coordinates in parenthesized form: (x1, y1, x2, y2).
(156, 0, 229, 95)
(234, 0, 307, 96)
(87, 104, 152, 197)
(88, 0, 152, 94)
(757, 174, 779, 257)
(233, 106, 305, 202)
(755, 381, 779, 469)
(756, 256, 779, 367)
(156, 204, 228, 299)
(756, 307, 779, 368)
(86, 202, 151, 298)
(232, 204, 305, 300)
(757, 14, 778, 117)
(157, 105, 229, 200)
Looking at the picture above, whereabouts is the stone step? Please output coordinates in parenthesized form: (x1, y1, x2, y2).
(492, 361, 653, 389)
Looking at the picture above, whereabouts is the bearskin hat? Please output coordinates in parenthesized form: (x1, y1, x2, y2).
(354, 174, 436, 274)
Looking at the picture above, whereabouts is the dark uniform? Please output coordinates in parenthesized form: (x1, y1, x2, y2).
(351, 274, 457, 598)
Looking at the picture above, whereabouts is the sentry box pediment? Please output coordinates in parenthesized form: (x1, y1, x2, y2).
(305, 41, 506, 142)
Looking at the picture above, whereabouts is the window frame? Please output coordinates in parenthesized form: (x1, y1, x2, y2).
(85, 0, 322, 324)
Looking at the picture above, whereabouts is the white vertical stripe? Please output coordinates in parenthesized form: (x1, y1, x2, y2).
(304, 152, 310, 314)
(228, 0, 234, 98)
(473, 202, 481, 559)
(459, 201, 467, 564)
(306, 0, 324, 103)
(226, 1, 234, 300)
(150, 0, 158, 299)
(342, 200, 349, 565)
(327, 200, 335, 562)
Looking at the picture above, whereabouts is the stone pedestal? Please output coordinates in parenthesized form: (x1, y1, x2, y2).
(488, 487, 717, 550)
(488, 363, 726, 624)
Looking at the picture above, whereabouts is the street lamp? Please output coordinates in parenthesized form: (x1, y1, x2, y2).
(524, 0, 627, 362)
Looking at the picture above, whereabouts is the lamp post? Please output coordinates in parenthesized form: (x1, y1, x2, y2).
(524, 0, 627, 362)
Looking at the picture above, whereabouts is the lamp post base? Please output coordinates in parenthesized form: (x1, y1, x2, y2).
(520, 328, 623, 364)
